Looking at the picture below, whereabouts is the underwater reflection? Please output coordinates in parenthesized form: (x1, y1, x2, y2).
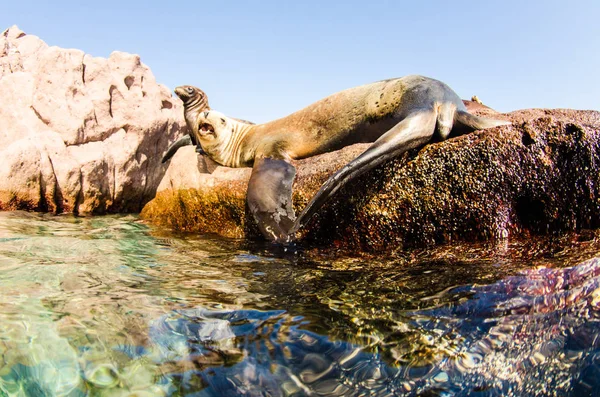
(0, 212, 600, 396)
(135, 257, 600, 396)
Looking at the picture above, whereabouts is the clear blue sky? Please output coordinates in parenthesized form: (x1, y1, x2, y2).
(2, 1, 599, 123)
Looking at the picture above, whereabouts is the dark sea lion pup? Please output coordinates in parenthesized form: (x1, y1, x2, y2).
(182, 75, 511, 242)
(161, 85, 210, 163)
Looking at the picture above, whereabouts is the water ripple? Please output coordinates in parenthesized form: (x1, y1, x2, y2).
(0, 212, 600, 395)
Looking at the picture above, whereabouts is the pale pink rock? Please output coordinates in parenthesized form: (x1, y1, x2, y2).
(0, 25, 186, 214)
(157, 146, 250, 193)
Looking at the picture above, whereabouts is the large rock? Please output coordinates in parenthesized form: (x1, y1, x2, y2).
(141, 108, 600, 250)
(0, 26, 185, 213)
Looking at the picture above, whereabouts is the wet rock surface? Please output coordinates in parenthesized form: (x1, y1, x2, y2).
(143, 108, 600, 251)
(0, 26, 185, 214)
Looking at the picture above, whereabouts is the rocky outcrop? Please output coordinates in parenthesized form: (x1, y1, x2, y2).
(5, 26, 597, 248)
(142, 108, 600, 250)
(0, 26, 185, 214)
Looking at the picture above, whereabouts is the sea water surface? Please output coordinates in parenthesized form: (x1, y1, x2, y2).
(1, 211, 600, 396)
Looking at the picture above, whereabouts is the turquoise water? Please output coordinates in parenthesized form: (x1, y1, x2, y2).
(1, 211, 600, 396)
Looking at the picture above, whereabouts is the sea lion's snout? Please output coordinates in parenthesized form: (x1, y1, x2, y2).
(174, 85, 196, 100)
(174, 86, 186, 99)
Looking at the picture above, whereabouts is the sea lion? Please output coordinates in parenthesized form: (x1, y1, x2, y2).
(164, 86, 255, 163)
(180, 75, 510, 242)
(162, 85, 210, 163)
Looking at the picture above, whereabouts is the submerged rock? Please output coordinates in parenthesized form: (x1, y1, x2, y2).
(142, 108, 600, 250)
(0, 26, 185, 214)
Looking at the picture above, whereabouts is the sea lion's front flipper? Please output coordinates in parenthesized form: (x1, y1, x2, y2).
(247, 157, 297, 242)
(291, 110, 438, 234)
(161, 135, 194, 163)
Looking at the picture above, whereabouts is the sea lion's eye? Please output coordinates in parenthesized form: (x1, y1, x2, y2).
(186, 87, 194, 94)
(220, 118, 226, 124)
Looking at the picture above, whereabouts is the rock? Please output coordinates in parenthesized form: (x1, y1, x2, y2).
(0, 26, 186, 214)
(142, 108, 600, 251)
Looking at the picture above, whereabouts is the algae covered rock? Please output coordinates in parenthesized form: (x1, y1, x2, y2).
(142, 108, 600, 251)
(317, 110, 600, 250)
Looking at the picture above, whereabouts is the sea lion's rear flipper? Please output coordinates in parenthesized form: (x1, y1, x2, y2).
(161, 135, 194, 163)
(247, 157, 297, 242)
(453, 110, 510, 134)
(291, 110, 438, 235)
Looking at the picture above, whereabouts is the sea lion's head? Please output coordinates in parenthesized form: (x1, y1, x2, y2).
(174, 85, 209, 112)
(194, 110, 236, 166)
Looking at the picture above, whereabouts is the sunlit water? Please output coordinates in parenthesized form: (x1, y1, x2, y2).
(1, 212, 600, 396)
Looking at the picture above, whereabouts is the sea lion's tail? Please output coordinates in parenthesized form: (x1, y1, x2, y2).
(161, 135, 193, 163)
(454, 110, 511, 133)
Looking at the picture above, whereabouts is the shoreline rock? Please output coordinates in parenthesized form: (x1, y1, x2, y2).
(0, 26, 185, 214)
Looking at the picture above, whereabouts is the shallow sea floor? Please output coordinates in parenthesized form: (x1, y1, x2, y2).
(1, 212, 600, 396)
